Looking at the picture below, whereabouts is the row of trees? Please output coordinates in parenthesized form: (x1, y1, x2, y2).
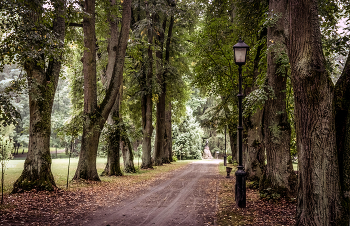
(191, 0, 350, 224)
(0, 0, 199, 191)
(1, 0, 350, 224)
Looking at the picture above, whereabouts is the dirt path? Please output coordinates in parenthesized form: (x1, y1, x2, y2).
(84, 160, 221, 226)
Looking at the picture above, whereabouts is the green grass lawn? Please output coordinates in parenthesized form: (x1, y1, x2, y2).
(2, 157, 189, 194)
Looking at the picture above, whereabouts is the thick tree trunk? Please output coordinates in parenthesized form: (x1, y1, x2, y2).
(141, 9, 154, 169)
(141, 86, 153, 168)
(73, 0, 100, 181)
(102, 93, 123, 176)
(288, 0, 343, 224)
(164, 102, 173, 162)
(100, 0, 123, 177)
(260, 0, 296, 197)
(121, 124, 136, 173)
(153, 17, 166, 166)
(243, 108, 265, 182)
(334, 53, 350, 222)
(163, 14, 174, 163)
(242, 28, 267, 182)
(12, 0, 65, 193)
(74, 0, 131, 180)
(13, 68, 57, 192)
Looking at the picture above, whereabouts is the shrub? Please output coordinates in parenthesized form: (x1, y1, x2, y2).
(227, 155, 232, 164)
(172, 155, 178, 162)
(192, 150, 202, 160)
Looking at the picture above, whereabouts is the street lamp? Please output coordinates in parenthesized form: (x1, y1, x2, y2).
(224, 125, 227, 166)
(233, 38, 249, 208)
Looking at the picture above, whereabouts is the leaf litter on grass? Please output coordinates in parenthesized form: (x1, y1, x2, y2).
(0, 162, 191, 225)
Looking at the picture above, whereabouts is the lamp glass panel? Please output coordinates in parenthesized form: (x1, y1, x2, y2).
(234, 48, 247, 63)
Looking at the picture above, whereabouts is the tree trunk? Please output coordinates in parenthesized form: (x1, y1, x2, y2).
(242, 28, 267, 183)
(260, 0, 296, 197)
(73, 0, 100, 181)
(12, 0, 65, 193)
(228, 122, 237, 162)
(121, 124, 136, 173)
(141, 9, 154, 169)
(163, 13, 175, 163)
(154, 16, 166, 166)
(74, 0, 131, 180)
(165, 102, 173, 162)
(243, 108, 265, 182)
(334, 53, 350, 222)
(99, 0, 123, 177)
(223, 103, 237, 162)
(141, 87, 153, 169)
(288, 0, 343, 224)
(102, 93, 123, 176)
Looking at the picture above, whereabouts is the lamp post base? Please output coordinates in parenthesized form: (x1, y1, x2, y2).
(224, 155, 227, 166)
(235, 166, 246, 208)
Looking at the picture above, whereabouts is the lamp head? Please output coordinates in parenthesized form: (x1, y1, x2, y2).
(233, 38, 249, 65)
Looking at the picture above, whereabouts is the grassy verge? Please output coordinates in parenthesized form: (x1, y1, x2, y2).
(2, 158, 193, 194)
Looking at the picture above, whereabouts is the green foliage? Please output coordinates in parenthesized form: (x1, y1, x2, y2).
(0, 0, 66, 70)
(0, 136, 12, 164)
(173, 107, 203, 160)
(0, 135, 13, 203)
(172, 155, 177, 162)
(227, 155, 232, 164)
(243, 86, 273, 117)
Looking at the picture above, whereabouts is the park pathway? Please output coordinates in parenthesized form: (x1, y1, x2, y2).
(84, 160, 221, 226)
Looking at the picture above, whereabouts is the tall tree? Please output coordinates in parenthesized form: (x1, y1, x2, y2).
(73, 0, 131, 180)
(154, 0, 176, 165)
(334, 52, 350, 223)
(101, 0, 124, 177)
(140, 1, 154, 169)
(287, 0, 343, 224)
(153, 10, 167, 166)
(0, 0, 66, 192)
(259, 0, 296, 196)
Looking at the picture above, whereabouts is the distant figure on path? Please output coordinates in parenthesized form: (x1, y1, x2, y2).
(203, 140, 213, 159)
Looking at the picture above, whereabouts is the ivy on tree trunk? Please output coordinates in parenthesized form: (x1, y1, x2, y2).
(260, 0, 296, 197)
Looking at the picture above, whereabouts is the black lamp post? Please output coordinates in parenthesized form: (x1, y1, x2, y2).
(233, 38, 249, 208)
(224, 126, 227, 166)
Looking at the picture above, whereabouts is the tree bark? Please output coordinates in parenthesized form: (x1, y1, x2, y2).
(73, 0, 131, 180)
(101, 0, 124, 177)
(141, 5, 154, 169)
(164, 102, 173, 162)
(101, 92, 123, 176)
(260, 0, 296, 197)
(334, 53, 350, 222)
(243, 108, 265, 181)
(288, 0, 343, 224)
(13, 0, 65, 193)
(73, 0, 100, 181)
(242, 28, 267, 182)
(223, 103, 237, 162)
(154, 16, 166, 166)
(163, 13, 175, 163)
(121, 124, 136, 173)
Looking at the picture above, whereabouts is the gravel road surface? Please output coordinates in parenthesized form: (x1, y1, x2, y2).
(85, 160, 221, 226)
